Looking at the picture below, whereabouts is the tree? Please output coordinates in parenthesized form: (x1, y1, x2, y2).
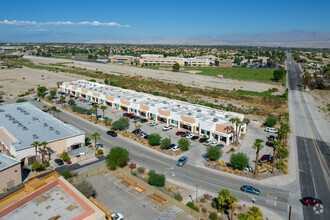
(40, 141, 48, 162)
(270, 140, 280, 173)
(229, 117, 242, 145)
(104, 117, 112, 126)
(74, 180, 95, 198)
(148, 133, 162, 146)
(32, 161, 45, 172)
(61, 169, 72, 179)
(278, 122, 290, 145)
(37, 86, 46, 93)
(88, 108, 95, 120)
(92, 104, 99, 122)
(68, 99, 75, 106)
(252, 139, 264, 176)
(88, 54, 93, 59)
(112, 120, 124, 130)
(119, 117, 129, 131)
(42, 105, 48, 112)
(105, 146, 129, 169)
(206, 146, 222, 161)
(217, 188, 239, 219)
(277, 146, 289, 170)
(273, 69, 285, 81)
(178, 138, 190, 151)
(186, 201, 199, 212)
(230, 152, 249, 170)
(239, 206, 263, 220)
(173, 63, 180, 72)
(60, 152, 70, 161)
(91, 132, 101, 147)
(100, 105, 107, 118)
(49, 90, 57, 100)
(60, 95, 66, 106)
(161, 138, 171, 149)
(16, 98, 27, 103)
(56, 81, 62, 88)
(56, 109, 61, 119)
(31, 141, 40, 162)
(265, 117, 277, 127)
(209, 212, 218, 220)
(148, 170, 166, 187)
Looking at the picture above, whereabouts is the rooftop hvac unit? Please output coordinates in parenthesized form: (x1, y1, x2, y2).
(55, 130, 60, 135)
(18, 123, 22, 127)
(5, 114, 10, 117)
(212, 118, 219, 122)
(32, 117, 38, 121)
(32, 134, 38, 139)
(0, 109, 4, 112)
(197, 109, 201, 112)
(43, 123, 48, 127)
(22, 127, 28, 131)
(49, 127, 54, 131)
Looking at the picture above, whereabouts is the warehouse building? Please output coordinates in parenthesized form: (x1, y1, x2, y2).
(139, 57, 186, 66)
(110, 55, 134, 64)
(61, 80, 246, 145)
(0, 153, 22, 193)
(0, 103, 85, 166)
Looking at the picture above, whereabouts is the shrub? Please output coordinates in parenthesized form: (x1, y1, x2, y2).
(112, 120, 124, 130)
(200, 198, 206, 203)
(97, 149, 103, 155)
(186, 202, 199, 212)
(230, 147, 235, 152)
(211, 200, 218, 209)
(178, 138, 190, 151)
(209, 212, 218, 220)
(74, 180, 94, 198)
(60, 152, 70, 161)
(207, 146, 222, 161)
(148, 133, 162, 146)
(42, 160, 50, 167)
(131, 171, 137, 176)
(16, 98, 28, 103)
(174, 192, 183, 201)
(105, 146, 129, 170)
(203, 193, 213, 200)
(167, 185, 174, 192)
(61, 169, 72, 179)
(137, 166, 145, 174)
(148, 170, 156, 176)
(32, 161, 45, 172)
(202, 207, 207, 213)
(148, 171, 166, 187)
(161, 138, 171, 149)
(230, 152, 249, 170)
(265, 117, 277, 127)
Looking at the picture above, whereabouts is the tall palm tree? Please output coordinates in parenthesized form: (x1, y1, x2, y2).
(56, 109, 61, 119)
(60, 95, 66, 107)
(100, 105, 107, 118)
(91, 132, 101, 148)
(277, 146, 289, 170)
(92, 104, 99, 122)
(271, 140, 280, 174)
(40, 141, 48, 162)
(137, 125, 142, 141)
(31, 141, 40, 162)
(217, 188, 238, 219)
(133, 120, 138, 136)
(247, 206, 263, 220)
(229, 118, 238, 144)
(252, 139, 264, 177)
(88, 108, 95, 120)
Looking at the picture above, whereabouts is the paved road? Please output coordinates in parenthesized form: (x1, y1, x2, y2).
(27, 100, 290, 218)
(286, 53, 330, 219)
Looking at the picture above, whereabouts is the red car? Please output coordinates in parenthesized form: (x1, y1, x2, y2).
(302, 197, 323, 206)
(127, 113, 134, 118)
(260, 155, 273, 162)
(176, 131, 185, 136)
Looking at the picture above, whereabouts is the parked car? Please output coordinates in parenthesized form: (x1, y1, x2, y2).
(203, 139, 212, 146)
(162, 125, 172, 131)
(140, 118, 148, 123)
(176, 131, 185, 136)
(240, 185, 260, 195)
(123, 113, 130, 117)
(172, 146, 181, 152)
(168, 144, 176, 149)
(301, 197, 323, 206)
(216, 144, 225, 148)
(149, 122, 158, 126)
(82, 99, 88, 103)
(199, 137, 208, 143)
(265, 127, 278, 133)
(107, 130, 117, 137)
(96, 143, 103, 149)
(210, 141, 218, 146)
(191, 136, 199, 141)
(132, 128, 142, 135)
(260, 154, 273, 162)
(186, 134, 194, 139)
(140, 132, 149, 138)
(268, 135, 276, 141)
(143, 135, 149, 139)
(181, 132, 190, 137)
(54, 159, 64, 165)
(127, 113, 134, 118)
(245, 164, 253, 172)
(111, 213, 123, 220)
(266, 141, 274, 147)
(176, 156, 188, 167)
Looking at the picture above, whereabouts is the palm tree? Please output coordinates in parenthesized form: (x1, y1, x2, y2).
(91, 132, 101, 148)
(56, 81, 63, 88)
(133, 120, 138, 136)
(92, 104, 99, 122)
(56, 109, 61, 119)
(137, 125, 142, 141)
(31, 141, 40, 162)
(247, 206, 263, 220)
(42, 105, 48, 112)
(252, 139, 264, 177)
(40, 141, 48, 162)
(88, 108, 95, 120)
(229, 118, 238, 144)
(217, 188, 239, 219)
(60, 95, 66, 107)
(277, 146, 289, 170)
(271, 140, 280, 174)
(100, 105, 107, 118)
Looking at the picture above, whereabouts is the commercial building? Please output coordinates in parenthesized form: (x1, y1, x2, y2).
(110, 55, 134, 64)
(215, 60, 233, 68)
(188, 58, 210, 67)
(0, 103, 85, 166)
(0, 154, 22, 193)
(139, 57, 186, 66)
(0, 172, 106, 220)
(61, 80, 246, 144)
(141, 54, 164, 59)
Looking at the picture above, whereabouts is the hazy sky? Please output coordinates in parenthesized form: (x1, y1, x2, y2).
(0, 0, 329, 42)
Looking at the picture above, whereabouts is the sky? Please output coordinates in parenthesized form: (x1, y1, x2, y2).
(0, 0, 329, 43)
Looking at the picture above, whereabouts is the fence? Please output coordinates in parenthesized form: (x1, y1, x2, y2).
(69, 166, 108, 184)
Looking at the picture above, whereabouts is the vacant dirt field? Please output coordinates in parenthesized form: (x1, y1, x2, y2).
(24, 55, 285, 93)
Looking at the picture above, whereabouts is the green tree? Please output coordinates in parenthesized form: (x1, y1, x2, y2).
(178, 138, 190, 151)
(40, 141, 48, 162)
(16, 98, 27, 103)
(104, 117, 112, 126)
(92, 104, 99, 122)
(273, 69, 285, 81)
(68, 99, 75, 106)
(161, 138, 171, 149)
(60, 95, 66, 106)
(56, 109, 61, 119)
(91, 132, 101, 147)
(56, 81, 62, 88)
(239, 206, 263, 220)
(148, 171, 166, 187)
(88, 108, 95, 120)
(85, 136, 91, 145)
(270, 140, 280, 173)
(186, 202, 199, 212)
(60, 152, 70, 161)
(209, 212, 218, 220)
(88, 54, 93, 59)
(31, 141, 40, 162)
(119, 117, 129, 131)
(61, 169, 72, 179)
(148, 133, 162, 146)
(265, 117, 277, 127)
(74, 180, 95, 198)
(112, 120, 124, 130)
(252, 139, 264, 176)
(230, 152, 249, 170)
(37, 86, 46, 93)
(217, 188, 238, 219)
(206, 146, 222, 161)
(173, 63, 180, 72)
(100, 105, 107, 118)
(49, 89, 57, 100)
(105, 146, 129, 169)
(32, 161, 45, 172)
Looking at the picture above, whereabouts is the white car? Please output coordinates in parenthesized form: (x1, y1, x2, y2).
(210, 141, 218, 146)
(162, 125, 172, 131)
(172, 146, 181, 152)
(149, 122, 158, 126)
(186, 134, 194, 139)
(111, 213, 123, 220)
(265, 127, 278, 133)
(203, 139, 212, 146)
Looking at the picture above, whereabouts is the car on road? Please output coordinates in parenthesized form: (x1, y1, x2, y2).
(149, 122, 158, 126)
(107, 130, 117, 137)
(176, 156, 188, 167)
(191, 135, 199, 141)
(162, 125, 172, 131)
(301, 197, 323, 206)
(199, 137, 208, 143)
(176, 131, 185, 136)
(54, 159, 64, 166)
(265, 127, 278, 133)
(172, 146, 181, 152)
(203, 139, 212, 146)
(240, 185, 260, 195)
(260, 154, 273, 162)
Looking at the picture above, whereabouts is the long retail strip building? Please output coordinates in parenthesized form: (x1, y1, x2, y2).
(61, 80, 246, 145)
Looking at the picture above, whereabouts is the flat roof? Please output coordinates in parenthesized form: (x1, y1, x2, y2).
(0, 103, 85, 151)
(1, 185, 86, 220)
(0, 153, 20, 171)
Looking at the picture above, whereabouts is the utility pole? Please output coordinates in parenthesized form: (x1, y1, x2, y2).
(196, 184, 198, 204)
(289, 205, 291, 220)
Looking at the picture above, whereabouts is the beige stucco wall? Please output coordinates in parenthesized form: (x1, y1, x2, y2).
(0, 163, 22, 193)
(47, 138, 68, 156)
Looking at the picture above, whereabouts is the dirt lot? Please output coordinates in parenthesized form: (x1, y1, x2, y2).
(24, 55, 285, 93)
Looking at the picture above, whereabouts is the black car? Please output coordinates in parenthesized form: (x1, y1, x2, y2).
(123, 113, 130, 117)
(140, 118, 148, 123)
(132, 128, 141, 134)
(199, 137, 208, 143)
(168, 144, 176, 149)
(268, 135, 276, 141)
(107, 130, 117, 137)
(54, 159, 64, 165)
(191, 136, 199, 141)
(266, 141, 274, 147)
(143, 135, 149, 139)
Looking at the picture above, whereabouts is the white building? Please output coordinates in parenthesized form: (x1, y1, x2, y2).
(61, 80, 246, 144)
(139, 57, 186, 66)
